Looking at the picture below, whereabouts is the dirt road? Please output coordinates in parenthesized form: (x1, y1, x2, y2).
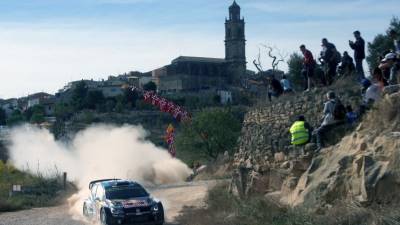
(0, 180, 218, 225)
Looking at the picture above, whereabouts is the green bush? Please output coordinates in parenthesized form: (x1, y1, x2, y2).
(0, 161, 65, 212)
(176, 108, 241, 164)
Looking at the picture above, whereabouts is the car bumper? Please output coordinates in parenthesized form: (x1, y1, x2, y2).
(111, 212, 164, 225)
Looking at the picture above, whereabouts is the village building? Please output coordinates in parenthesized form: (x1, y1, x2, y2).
(153, 1, 247, 93)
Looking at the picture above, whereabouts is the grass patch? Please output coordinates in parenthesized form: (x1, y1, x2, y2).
(0, 160, 67, 212)
(177, 184, 313, 225)
(177, 184, 400, 225)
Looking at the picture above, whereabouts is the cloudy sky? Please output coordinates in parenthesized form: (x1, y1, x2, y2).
(0, 0, 398, 98)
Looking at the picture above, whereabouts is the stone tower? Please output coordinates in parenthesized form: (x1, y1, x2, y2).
(225, 0, 246, 84)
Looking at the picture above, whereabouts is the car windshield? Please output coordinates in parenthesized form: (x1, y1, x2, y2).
(105, 186, 149, 200)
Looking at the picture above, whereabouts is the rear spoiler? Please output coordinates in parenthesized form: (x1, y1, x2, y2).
(89, 179, 121, 189)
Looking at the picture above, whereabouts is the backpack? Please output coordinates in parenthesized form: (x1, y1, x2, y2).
(333, 100, 346, 121)
(334, 50, 342, 64)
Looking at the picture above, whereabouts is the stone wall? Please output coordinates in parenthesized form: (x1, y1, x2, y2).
(238, 88, 361, 156)
(231, 85, 363, 197)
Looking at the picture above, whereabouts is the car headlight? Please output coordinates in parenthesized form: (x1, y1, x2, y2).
(111, 207, 124, 215)
(111, 208, 124, 214)
(151, 204, 159, 212)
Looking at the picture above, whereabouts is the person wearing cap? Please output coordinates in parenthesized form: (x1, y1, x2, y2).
(349, 30, 366, 80)
(379, 52, 399, 85)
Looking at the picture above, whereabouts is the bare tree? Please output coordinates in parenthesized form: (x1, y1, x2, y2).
(253, 48, 264, 73)
(255, 44, 288, 72)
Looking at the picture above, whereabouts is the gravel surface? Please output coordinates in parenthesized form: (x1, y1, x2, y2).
(0, 181, 217, 225)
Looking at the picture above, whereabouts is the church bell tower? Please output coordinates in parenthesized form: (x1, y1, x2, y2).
(225, 0, 246, 83)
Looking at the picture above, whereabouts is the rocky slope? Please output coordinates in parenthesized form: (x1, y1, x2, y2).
(231, 82, 400, 210)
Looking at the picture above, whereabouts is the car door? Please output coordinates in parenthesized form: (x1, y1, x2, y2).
(94, 184, 105, 218)
(87, 184, 98, 217)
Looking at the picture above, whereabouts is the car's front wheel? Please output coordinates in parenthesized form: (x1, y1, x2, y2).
(100, 208, 113, 225)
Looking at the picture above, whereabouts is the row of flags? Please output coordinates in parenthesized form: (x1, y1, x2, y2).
(143, 91, 191, 123)
(133, 88, 192, 158)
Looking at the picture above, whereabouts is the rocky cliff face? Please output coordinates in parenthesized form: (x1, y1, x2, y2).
(231, 84, 400, 210)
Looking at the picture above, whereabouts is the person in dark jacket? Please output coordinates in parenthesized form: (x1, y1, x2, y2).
(338, 51, 355, 76)
(349, 30, 366, 81)
(321, 38, 338, 85)
(267, 76, 284, 101)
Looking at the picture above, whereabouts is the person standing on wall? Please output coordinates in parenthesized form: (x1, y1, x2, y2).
(349, 30, 366, 81)
(300, 45, 316, 91)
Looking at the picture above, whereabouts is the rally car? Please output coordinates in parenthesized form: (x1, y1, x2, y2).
(83, 179, 164, 225)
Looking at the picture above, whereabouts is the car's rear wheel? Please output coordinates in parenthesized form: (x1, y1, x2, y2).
(83, 204, 88, 217)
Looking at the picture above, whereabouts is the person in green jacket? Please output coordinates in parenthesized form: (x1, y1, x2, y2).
(290, 115, 312, 157)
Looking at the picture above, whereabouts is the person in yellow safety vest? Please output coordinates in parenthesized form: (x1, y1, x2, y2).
(290, 115, 312, 146)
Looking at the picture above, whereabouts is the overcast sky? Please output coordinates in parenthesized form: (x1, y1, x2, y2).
(0, 0, 398, 99)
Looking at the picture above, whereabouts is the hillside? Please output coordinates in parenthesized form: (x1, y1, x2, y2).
(231, 79, 400, 212)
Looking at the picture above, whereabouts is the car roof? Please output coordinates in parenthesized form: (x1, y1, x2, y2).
(89, 179, 141, 190)
(102, 179, 135, 187)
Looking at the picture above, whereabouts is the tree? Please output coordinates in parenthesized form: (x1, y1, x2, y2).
(71, 81, 88, 110)
(176, 108, 241, 161)
(287, 52, 304, 89)
(115, 97, 124, 113)
(54, 102, 74, 121)
(367, 17, 400, 69)
(143, 81, 157, 92)
(123, 88, 138, 109)
(30, 105, 45, 124)
(253, 44, 287, 73)
(84, 90, 105, 110)
(0, 108, 6, 125)
(6, 110, 24, 125)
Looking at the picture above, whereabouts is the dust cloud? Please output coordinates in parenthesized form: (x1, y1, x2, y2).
(7, 124, 192, 222)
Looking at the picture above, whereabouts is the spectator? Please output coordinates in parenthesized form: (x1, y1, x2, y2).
(314, 91, 346, 151)
(290, 115, 312, 145)
(389, 29, 400, 55)
(267, 75, 284, 102)
(378, 55, 395, 85)
(365, 82, 382, 104)
(360, 78, 371, 97)
(289, 115, 312, 156)
(349, 30, 366, 80)
(358, 79, 372, 117)
(345, 105, 358, 125)
(280, 75, 293, 93)
(320, 38, 339, 85)
(300, 45, 316, 91)
(338, 51, 355, 76)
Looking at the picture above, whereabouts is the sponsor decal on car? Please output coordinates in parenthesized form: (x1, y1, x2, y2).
(122, 200, 149, 208)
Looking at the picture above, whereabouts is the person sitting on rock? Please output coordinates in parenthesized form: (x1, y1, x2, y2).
(289, 115, 312, 156)
(345, 105, 358, 125)
(280, 75, 293, 93)
(267, 75, 284, 102)
(314, 91, 346, 151)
